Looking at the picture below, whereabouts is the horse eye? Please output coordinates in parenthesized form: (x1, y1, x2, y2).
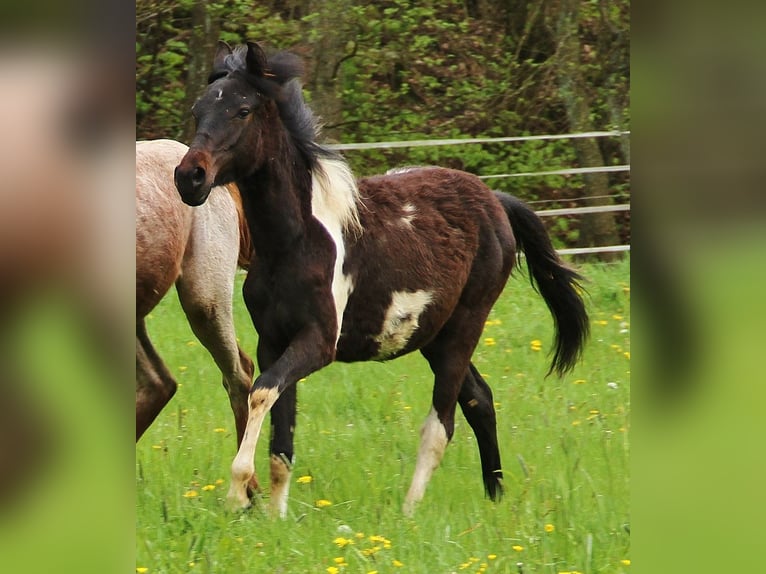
(236, 108, 251, 119)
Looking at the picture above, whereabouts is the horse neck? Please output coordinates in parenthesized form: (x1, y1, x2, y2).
(238, 145, 315, 253)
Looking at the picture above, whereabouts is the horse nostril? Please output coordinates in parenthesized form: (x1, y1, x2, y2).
(191, 166, 206, 187)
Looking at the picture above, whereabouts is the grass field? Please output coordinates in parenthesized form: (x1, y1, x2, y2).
(136, 257, 630, 574)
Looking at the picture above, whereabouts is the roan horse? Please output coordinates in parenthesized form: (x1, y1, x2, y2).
(136, 139, 255, 464)
(175, 42, 589, 516)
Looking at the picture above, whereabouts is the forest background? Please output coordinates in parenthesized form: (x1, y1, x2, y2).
(136, 0, 629, 254)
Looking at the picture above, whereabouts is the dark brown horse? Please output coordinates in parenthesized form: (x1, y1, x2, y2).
(136, 139, 255, 467)
(175, 42, 589, 516)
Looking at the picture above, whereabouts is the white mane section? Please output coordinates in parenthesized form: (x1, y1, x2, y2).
(310, 156, 363, 344)
(312, 157, 362, 236)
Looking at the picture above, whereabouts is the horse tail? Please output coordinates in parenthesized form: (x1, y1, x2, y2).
(225, 183, 254, 270)
(494, 191, 589, 376)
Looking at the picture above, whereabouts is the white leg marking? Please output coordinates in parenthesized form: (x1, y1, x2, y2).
(374, 290, 434, 359)
(269, 454, 293, 519)
(227, 387, 280, 511)
(403, 407, 449, 516)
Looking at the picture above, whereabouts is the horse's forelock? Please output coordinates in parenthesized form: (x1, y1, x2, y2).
(211, 46, 303, 86)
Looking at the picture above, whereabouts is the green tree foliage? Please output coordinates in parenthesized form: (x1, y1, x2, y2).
(136, 0, 629, 249)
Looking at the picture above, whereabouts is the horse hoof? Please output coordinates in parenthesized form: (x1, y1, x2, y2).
(226, 484, 252, 512)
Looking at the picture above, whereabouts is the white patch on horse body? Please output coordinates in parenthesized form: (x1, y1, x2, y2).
(400, 203, 417, 227)
(403, 407, 449, 516)
(215, 88, 223, 101)
(310, 157, 363, 344)
(373, 290, 433, 359)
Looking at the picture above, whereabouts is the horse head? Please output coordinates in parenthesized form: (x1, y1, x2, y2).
(174, 41, 304, 206)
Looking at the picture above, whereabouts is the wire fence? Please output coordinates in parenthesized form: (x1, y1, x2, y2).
(331, 131, 630, 256)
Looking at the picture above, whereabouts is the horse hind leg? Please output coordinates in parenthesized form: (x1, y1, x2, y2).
(136, 320, 177, 441)
(404, 335, 473, 516)
(458, 362, 503, 500)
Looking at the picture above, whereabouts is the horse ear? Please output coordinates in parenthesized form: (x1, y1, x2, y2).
(213, 41, 233, 70)
(246, 42, 269, 77)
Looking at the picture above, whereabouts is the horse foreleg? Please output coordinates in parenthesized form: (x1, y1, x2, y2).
(269, 382, 297, 518)
(227, 385, 280, 511)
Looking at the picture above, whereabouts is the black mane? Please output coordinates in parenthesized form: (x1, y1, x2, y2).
(208, 45, 332, 164)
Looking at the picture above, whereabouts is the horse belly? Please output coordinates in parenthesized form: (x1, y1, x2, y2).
(335, 288, 439, 362)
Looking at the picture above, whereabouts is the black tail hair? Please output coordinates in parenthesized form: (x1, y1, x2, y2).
(494, 191, 590, 376)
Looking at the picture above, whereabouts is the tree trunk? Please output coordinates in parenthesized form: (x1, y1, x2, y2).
(551, 0, 620, 260)
(306, 1, 351, 141)
(182, 1, 220, 143)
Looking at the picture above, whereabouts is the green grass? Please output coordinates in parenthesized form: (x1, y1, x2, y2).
(137, 258, 630, 574)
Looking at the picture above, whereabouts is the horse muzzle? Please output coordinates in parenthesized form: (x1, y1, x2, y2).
(174, 150, 214, 206)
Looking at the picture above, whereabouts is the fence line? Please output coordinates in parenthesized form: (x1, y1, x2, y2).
(328, 131, 631, 256)
(327, 130, 629, 151)
(535, 204, 630, 217)
(556, 245, 631, 256)
(479, 164, 630, 180)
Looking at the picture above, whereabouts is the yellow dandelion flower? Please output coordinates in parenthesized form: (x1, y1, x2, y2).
(297, 475, 313, 484)
(315, 499, 333, 508)
(213, 428, 226, 433)
(573, 379, 586, 384)
(544, 523, 555, 533)
(367, 571, 379, 574)
(136, 569, 148, 573)
(595, 320, 608, 326)
(202, 484, 216, 491)
(333, 537, 353, 548)
(215, 478, 225, 485)
(571, 420, 581, 426)
(188, 562, 195, 567)
(393, 559, 404, 567)
(151, 445, 162, 450)
(333, 557, 347, 565)
(326, 567, 339, 574)
(178, 366, 188, 372)
(612, 314, 623, 320)
(355, 532, 365, 539)
(484, 337, 496, 346)
(183, 490, 199, 498)
(530, 339, 542, 351)
(623, 351, 630, 360)
(621, 559, 631, 566)
(488, 554, 497, 560)
(512, 545, 524, 552)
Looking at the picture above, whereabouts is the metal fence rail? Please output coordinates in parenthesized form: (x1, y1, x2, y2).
(331, 131, 631, 257)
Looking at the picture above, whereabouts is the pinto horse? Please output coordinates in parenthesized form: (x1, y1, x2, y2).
(136, 139, 255, 456)
(175, 42, 589, 516)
